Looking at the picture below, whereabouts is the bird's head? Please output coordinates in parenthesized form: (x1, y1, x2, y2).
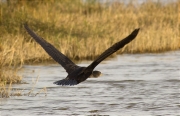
(89, 70, 102, 78)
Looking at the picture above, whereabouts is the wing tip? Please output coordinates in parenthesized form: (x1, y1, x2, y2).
(136, 28, 140, 31)
(129, 28, 140, 39)
(24, 23, 29, 29)
(133, 28, 140, 34)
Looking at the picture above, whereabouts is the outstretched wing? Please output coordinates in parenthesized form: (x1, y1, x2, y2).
(24, 24, 79, 74)
(86, 28, 140, 71)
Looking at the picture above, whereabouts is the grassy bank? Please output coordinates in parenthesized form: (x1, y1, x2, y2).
(1, 0, 179, 65)
(0, 51, 22, 98)
(0, 0, 179, 86)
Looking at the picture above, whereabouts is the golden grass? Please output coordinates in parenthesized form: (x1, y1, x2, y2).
(0, 0, 179, 66)
(0, 0, 179, 95)
(0, 82, 47, 98)
(0, 45, 22, 98)
(0, 74, 47, 98)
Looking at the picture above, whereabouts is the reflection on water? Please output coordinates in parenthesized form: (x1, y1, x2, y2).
(1, 51, 180, 115)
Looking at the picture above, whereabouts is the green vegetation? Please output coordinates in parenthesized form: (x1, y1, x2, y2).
(0, 0, 179, 97)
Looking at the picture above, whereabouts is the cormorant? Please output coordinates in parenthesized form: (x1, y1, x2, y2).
(24, 24, 140, 86)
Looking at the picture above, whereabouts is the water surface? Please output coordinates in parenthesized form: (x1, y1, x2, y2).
(1, 51, 180, 116)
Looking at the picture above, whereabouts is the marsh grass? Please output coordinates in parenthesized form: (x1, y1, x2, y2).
(0, 46, 46, 98)
(0, 84, 47, 98)
(0, 0, 179, 66)
(0, 75, 47, 98)
(0, 0, 179, 96)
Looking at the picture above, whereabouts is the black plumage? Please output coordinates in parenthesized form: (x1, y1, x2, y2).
(24, 24, 140, 86)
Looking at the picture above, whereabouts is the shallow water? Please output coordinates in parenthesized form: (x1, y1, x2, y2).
(1, 51, 180, 116)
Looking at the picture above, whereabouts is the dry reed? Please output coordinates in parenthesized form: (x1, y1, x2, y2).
(0, 0, 179, 66)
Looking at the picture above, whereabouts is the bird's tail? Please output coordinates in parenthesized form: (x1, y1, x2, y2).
(53, 79, 78, 86)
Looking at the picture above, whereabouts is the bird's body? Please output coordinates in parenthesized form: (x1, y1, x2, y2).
(24, 24, 140, 86)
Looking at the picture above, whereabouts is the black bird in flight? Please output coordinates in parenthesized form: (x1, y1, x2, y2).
(24, 24, 140, 86)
